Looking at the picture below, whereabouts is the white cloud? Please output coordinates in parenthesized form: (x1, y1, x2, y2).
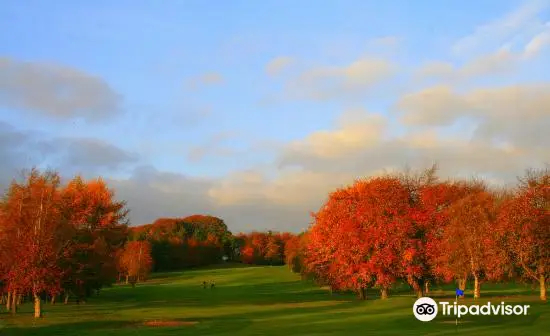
(396, 86, 471, 125)
(216, 81, 550, 224)
(204, 104, 546, 230)
(207, 167, 353, 209)
(265, 56, 295, 76)
(284, 109, 386, 158)
(415, 2, 550, 84)
(452, 0, 550, 56)
(282, 57, 396, 101)
(523, 22, 550, 57)
(397, 83, 550, 149)
(417, 41, 548, 82)
(109, 166, 314, 232)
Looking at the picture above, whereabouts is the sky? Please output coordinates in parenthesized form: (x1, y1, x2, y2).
(1, 0, 549, 233)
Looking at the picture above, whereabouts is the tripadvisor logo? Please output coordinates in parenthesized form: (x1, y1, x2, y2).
(413, 297, 531, 322)
(413, 297, 439, 321)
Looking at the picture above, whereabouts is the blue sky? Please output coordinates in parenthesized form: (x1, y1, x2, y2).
(1, 0, 549, 232)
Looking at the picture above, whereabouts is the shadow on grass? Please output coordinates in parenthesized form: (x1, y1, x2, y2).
(150, 263, 258, 279)
(5, 300, 545, 336)
(1, 299, 397, 336)
(33, 281, 542, 326)
(64, 278, 544, 314)
(5, 266, 546, 336)
(92, 280, 358, 310)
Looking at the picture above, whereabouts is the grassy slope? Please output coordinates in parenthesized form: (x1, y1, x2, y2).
(0, 264, 548, 335)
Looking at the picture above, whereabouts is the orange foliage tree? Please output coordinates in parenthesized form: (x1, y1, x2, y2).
(58, 176, 129, 303)
(119, 241, 153, 285)
(0, 170, 64, 317)
(284, 233, 308, 274)
(497, 169, 549, 301)
(428, 186, 502, 299)
(301, 167, 547, 301)
(0, 169, 129, 318)
(128, 215, 232, 271)
(306, 176, 415, 299)
(236, 231, 294, 265)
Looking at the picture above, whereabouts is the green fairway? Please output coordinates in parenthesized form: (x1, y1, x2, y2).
(1, 264, 548, 335)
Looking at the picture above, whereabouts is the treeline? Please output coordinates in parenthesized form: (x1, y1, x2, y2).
(235, 231, 295, 265)
(284, 166, 549, 302)
(127, 216, 233, 271)
(128, 220, 297, 269)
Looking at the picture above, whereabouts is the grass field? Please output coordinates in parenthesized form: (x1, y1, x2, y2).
(0, 264, 548, 335)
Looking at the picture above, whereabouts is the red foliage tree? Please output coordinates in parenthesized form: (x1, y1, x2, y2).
(58, 176, 128, 303)
(235, 231, 292, 265)
(0, 169, 64, 317)
(497, 169, 549, 301)
(0, 170, 129, 317)
(265, 233, 284, 265)
(129, 215, 231, 270)
(428, 185, 501, 299)
(119, 241, 153, 285)
(240, 245, 256, 264)
(306, 177, 414, 299)
(285, 234, 307, 274)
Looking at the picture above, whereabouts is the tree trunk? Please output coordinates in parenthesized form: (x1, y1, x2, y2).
(358, 287, 367, 300)
(6, 291, 11, 311)
(126, 274, 129, 284)
(425, 281, 430, 294)
(381, 288, 388, 299)
(458, 277, 467, 296)
(411, 280, 423, 298)
(11, 292, 17, 315)
(64, 292, 70, 304)
(328, 287, 333, 295)
(34, 293, 42, 318)
(540, 275, 547, 301)
(473, 274, 480, 299)
(16, 294, 22, 306)
(0, 294, 4, 305)
(51, 295, 56, 305)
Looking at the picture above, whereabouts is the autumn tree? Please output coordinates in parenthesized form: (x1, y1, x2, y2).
(285, 233, 307, 274)
(129, 215, 231, 271)
(265, 232, 284, 265)
(497, 168, 549, 301)
(58, 176, 129, 303)
(234, 231, 293, 266)
(306, 177, 415, 299)
(427, 183, 501, 299)
(119, 241, 153, 285)
(303, 218, 342, 295)
(394, 164, 440, 297)
(0, 169, 65, 318)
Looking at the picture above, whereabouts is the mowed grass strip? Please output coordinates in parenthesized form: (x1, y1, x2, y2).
(1, 264, 548, 335)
